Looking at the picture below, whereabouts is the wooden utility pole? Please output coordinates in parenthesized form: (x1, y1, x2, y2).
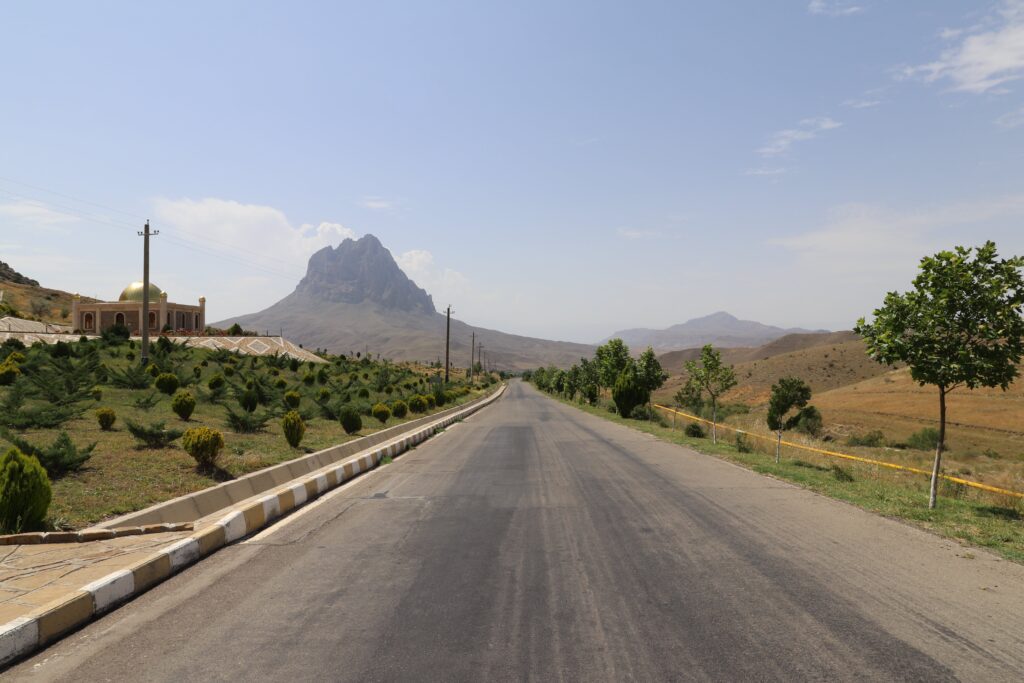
(469, 331, 475, 382)
(138, 220, 158, 367)
(444, 305, 452, 384)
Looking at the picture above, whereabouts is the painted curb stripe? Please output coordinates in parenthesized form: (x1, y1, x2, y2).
(84, 569, 134, 614)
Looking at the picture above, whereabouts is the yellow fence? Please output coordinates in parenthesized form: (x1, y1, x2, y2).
(654, 404, 1024, 500)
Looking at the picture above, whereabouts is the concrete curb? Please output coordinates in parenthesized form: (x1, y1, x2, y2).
(0, 522, 194, 546)
(0, 384, 505, 667)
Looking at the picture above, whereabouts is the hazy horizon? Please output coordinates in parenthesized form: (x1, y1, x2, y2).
(2, 1, 1023, 343)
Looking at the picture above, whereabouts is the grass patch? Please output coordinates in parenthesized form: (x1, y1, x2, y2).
(544, 392, 1024, 565)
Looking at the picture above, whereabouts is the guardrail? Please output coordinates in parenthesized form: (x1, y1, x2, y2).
(655, 404, 1024, 500)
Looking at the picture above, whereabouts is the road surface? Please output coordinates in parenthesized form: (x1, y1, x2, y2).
(10, 381, 1024, 681)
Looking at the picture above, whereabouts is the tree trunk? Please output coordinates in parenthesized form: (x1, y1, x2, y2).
(776, 430, 782, 464)
(711, 399, 718, 445)
(928, 387, 947, 510)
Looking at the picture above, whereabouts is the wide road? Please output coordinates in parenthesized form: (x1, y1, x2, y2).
(11, 381, 1024, 681)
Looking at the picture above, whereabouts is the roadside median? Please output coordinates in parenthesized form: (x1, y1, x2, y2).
(0, 383, 505, 667)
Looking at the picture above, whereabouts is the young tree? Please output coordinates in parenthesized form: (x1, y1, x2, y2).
(612, 365, 646, 419)
(767, 377, 812, 463)
(636, 346, 668, 414)
(579, 357, 601, 405)
(855, 241, 1024, 509)
(594, 338, 632, 390)
(681, 345, 737, 444)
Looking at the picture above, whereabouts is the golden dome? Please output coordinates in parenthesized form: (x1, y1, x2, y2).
(118, 282, 164, 302)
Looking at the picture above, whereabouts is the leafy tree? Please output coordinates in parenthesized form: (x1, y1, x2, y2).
(855, 241, 1024, 508)
(578, 357, 601, 405)
(636, 347, 668, 411)
(767, 377, 812, 462)
(612, 365, 647, 419)
(681, 345, 737, 444)
(595, 338, 632, 389)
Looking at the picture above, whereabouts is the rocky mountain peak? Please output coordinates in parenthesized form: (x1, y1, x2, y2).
(295, 234, 435, 314)
(0, 259, 39, 287)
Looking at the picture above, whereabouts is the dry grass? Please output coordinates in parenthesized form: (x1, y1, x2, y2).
(0, 280, 96, 325)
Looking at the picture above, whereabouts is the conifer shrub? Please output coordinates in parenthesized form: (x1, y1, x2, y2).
(208, 374, 226, 391)
(684, 422, 705, 438)
(238, 389, 259, 413)
(372, 402, 391, 425)
(612, 366, 646, 420)
(193, 366, 202, 379)
(0, 447, 51, 533)
(284, 391, 301, 409)
(125, 420, 184, 448)
(125, 351, 135, 361)
(0, 429, 94, 476)
(107, 363, 151, 389)
(391, 399, 408, 419)
(171, 390, 197, 420)
(289, 358, 300, 372)
(91, 387, 102, 401)
(224, 365, 235, 377)
(181, 427, 224, 471)
(316, 388, 331, 403)
(408, 395, 428, 413)
(282, 410, 305, 448)
(302, 373, 315, 386)
(275, 377, 287, 389)
(224, 406, 271, 433)
(316, 367, 328, 384)
(146, 363, 160, 378)
(154, 372, 179, 395)
(96, 407, 117, 431)
(133, 391, 161, 411)
(358, 387, 370, 399)
(339, 407, 362, 435)
(424, 394, 436, 409)
(432, 385, 447, 407)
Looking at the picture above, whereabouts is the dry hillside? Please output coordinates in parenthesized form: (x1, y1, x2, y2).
(0, 279, 96, 325)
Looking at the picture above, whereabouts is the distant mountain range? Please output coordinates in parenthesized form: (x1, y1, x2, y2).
(605, 311, 828, 353)
(216, 235, 596, 370)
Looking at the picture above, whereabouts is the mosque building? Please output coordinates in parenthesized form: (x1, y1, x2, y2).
(71, 282, 205, 335)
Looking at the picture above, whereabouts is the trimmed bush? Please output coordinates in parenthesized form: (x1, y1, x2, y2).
(316, 388, 331, 403)
(238, 389, 259, 413)
(91, 387, 102, 401)
(96, 408, 117, 431)
(424, 394, 436, 409)
(171, 390, 197, 420)
(282, 410, 306, 448)
(391, 399, 408, 419)
(224, 365, 235, 377)
(284, 391, 301, 409)
(125, 420, 184, 448)
(0, 361, 21, 386)
(316, 368, 329, 385)
(289, 358, 300, 372)
(408, 395, 428, 413)
(684, 422, 705, 438)
(302, 373, 315, 386)
(146, 363, 160, 378)
(154, 372, 180, 395)
(208, 374, 226, 391)
(275, 378, 287, 389)
(357, 387, 370, 399)
(339, 407, 362, 435)
(182, 427, 225, 471)
(0, 447, 51, 533)
(372, 402, 391, 425)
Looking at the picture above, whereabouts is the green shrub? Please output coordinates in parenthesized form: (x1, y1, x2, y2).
(238, 389, 259, 413)
(432, 385, 447, 407)
(0, 447, 51, 533)
(171, 390, 197, 420)
(316, 368, 329, 385)
(107, 363, 151, 389)
(91, 386, 102, 401)
(339, 407, 362, 435)
(0, 361, 21, 386)
(409, 395, 428, 413)
(302, 373, 315, 386)
(125, 420, 184, 448)
(907, 427, 943, 451)
(96, 408, 117, 431)
(275, 377, 287, 389)
(847, 430, 885, 448)
(193, 366, 202, 379)
(391, 399, 408, 419)
(125, 351, 135, 361)
(735, 432, 752, 453)
(684, 422, 705, 438)
(154, 372, 179, 395)
(372, 402, 391, 425)
(282, 410, 306, 448)
(289, 358, 300, 372)
(224, 406, 271, 433)
(791, 405, 823, 436)
(424, 394, 436, 409)
(181, 427, 225, 471)
(0, 429, 94, 477)
(146, 363, 160, 378)
(224, 365, 235, 377)
(830, 464, 855, 482)
(208, 374, 226, 391)
(284, 391, 301, 409)
(133, 391, 161, 411)
(357, 387, 370, 399)
(316, 388, 331, 403)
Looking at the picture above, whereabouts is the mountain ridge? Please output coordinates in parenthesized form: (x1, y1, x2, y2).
(606, 311, 828, 352)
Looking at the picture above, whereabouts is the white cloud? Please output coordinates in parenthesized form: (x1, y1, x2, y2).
(0, 200, 81, 231)
(359, 196, 393, 210)
(995, 105, 1024, 127)
(152, 197, 356, 277)
(757, 117, 842, 157)
(396, 248, 469, 303)
(901, 1, 1024, 94)
(843, 98, 882, 109)
(808, 1, 863, 17)
(616, 228, 662, 239)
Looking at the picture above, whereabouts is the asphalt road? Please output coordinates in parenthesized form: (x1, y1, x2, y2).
(10, 381, 1024, 681)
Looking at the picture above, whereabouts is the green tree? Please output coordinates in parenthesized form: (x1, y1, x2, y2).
(595, 338, 632, 390)
(612, 365, 647, 419)
(578, 357, 601, 405)
(855, 241, 1024, 508)
(681, 345, 737, 444)
(767, 377, 812, 463)
(636, 347, 668, 413)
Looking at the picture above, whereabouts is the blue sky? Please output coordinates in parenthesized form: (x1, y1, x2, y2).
(1, 1, 1023, 343)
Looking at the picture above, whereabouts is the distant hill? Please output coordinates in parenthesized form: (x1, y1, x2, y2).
(653, 331, 887, 406)
(217, 234, 595, 370)
(607, 311, 828, 353)
(0, 259, 39, 287)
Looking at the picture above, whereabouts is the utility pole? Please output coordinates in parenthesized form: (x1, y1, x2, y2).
(138, 220, 158, 367)
(469, 331, 475, 382)
(444, 305, 452, 384)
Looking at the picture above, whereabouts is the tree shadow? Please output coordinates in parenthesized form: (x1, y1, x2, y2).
(975, 505, 1022, 521)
